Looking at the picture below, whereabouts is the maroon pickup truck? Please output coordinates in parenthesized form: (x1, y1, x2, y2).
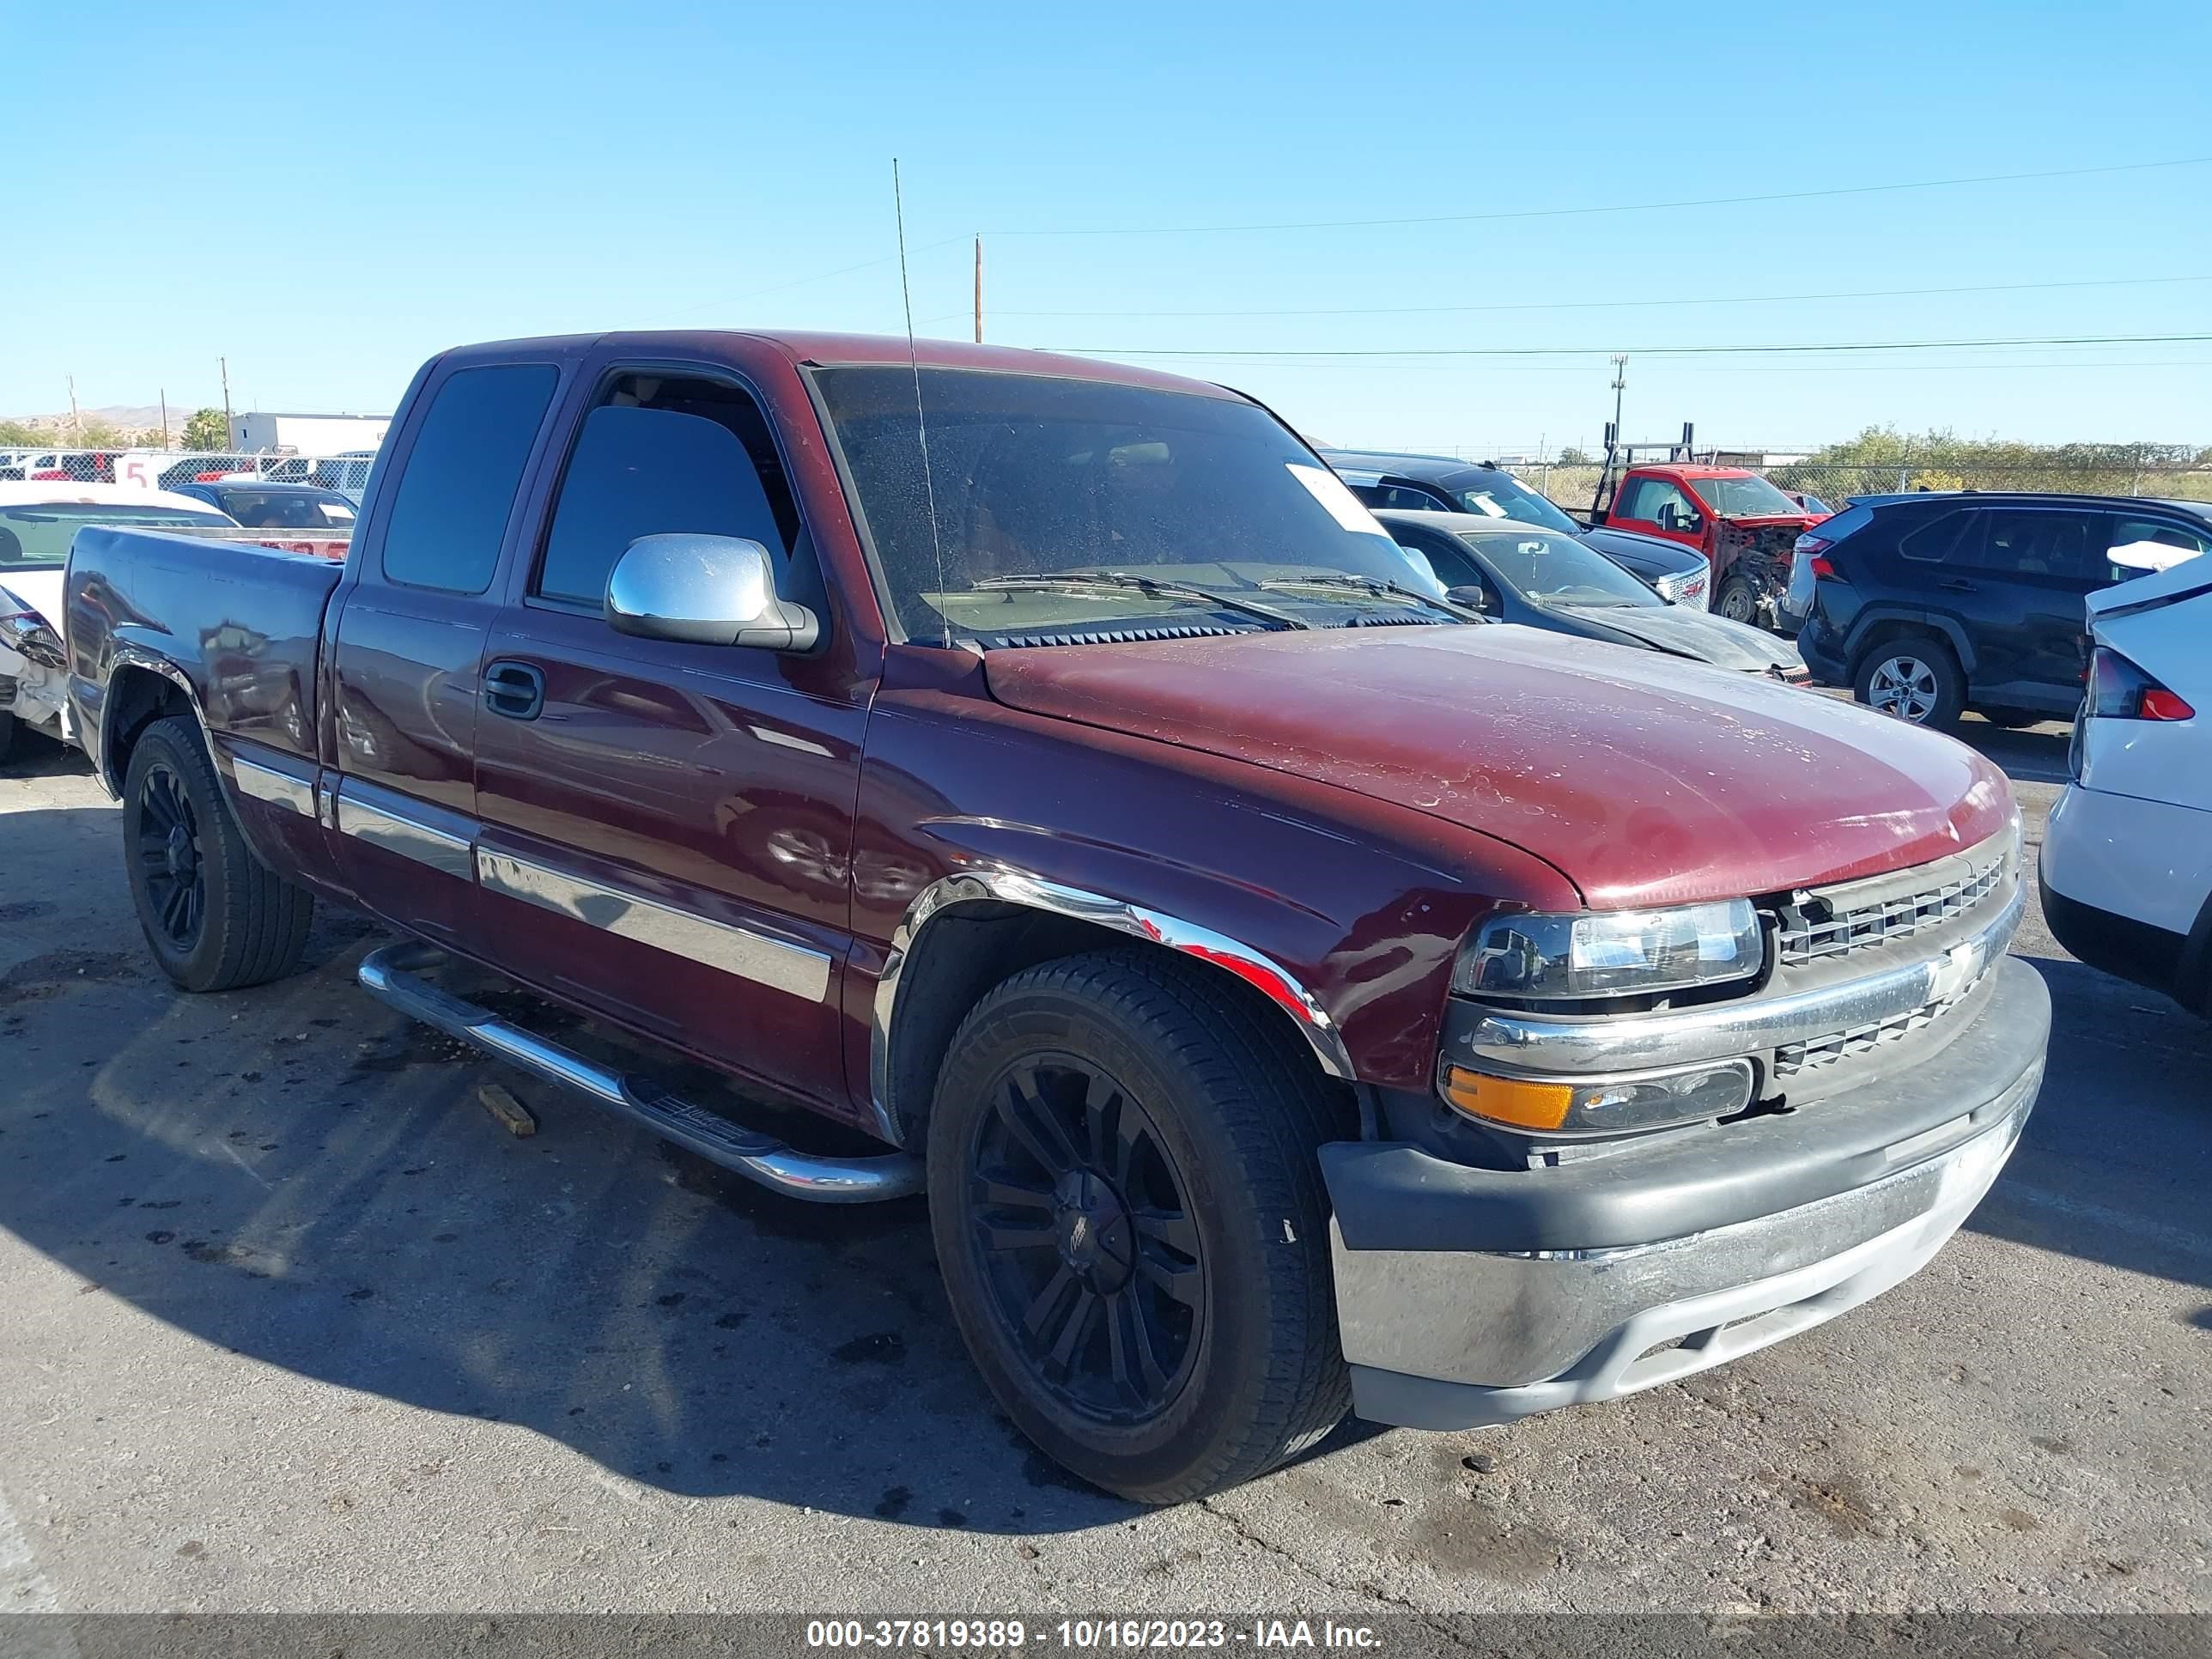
(64, 331, 2046, 1503)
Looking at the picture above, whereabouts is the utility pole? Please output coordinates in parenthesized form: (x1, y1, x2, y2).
(67, 375, 81, 441)
(973, 234, 983, 343)
(220, 356, 233, 447)
(1608, 355, 1627, 445)
(160, 389, 170, 449)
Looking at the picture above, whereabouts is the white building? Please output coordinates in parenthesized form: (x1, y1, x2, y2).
(228, 411, 389, 454)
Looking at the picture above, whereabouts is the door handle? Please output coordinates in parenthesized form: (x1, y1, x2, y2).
(483, 660, 545, 720)
(1938, 579, 1978, 592)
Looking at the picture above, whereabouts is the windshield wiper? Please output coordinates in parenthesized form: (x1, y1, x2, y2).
(1258, 574, 1488, 623)
(972, 572, 1310, 631)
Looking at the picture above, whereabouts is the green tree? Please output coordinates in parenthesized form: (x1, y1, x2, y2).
(1556, 445, 1591, 466)
(181, 408, 229, 452)
(0, 417, 49, 445)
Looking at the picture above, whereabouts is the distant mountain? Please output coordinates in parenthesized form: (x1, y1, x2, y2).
(3, 403, 213, 436)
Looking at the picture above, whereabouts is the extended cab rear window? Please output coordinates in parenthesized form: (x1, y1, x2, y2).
(380, 363, 557, 593)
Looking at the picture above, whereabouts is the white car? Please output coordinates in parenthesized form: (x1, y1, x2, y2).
(0, 483, 235, 761)
(2039, 547, 2212, 1016)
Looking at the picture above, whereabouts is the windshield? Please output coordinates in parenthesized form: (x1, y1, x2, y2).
(1452, 475, 1578, 533)
(1461, 527, 1663, 609)
(216, 489, 356, 529)
(1691, 475, 1802, 518)
(0, 503, 233, 570)
(814, 366, 1449, 643)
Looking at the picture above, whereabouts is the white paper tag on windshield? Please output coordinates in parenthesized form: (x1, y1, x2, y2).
(1287, 462, 1387, 535)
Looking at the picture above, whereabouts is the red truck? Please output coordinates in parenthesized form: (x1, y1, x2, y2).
(1593, 463, 1826, 628)
(64, 331, 2045, 1503)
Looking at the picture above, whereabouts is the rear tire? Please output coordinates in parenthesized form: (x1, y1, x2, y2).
(1855, 639, 1964, 731)
(927, 949, 1349, 1503)
(122, 715, 313, 993)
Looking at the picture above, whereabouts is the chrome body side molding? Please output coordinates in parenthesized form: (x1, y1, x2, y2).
(475, 848, 833, 1003)
(229, 752, 316, 817)
(870, 869, 1357, 1148)
(333, 782, 476, 880)
(357, 942, 918, 1203)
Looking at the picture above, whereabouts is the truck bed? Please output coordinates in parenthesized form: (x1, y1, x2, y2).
(67, 526, 344, 770)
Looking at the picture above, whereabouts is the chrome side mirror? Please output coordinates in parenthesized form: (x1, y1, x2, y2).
(605, 533, 819, 651)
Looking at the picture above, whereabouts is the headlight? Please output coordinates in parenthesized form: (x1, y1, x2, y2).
(1453, 900, 1765, 1000)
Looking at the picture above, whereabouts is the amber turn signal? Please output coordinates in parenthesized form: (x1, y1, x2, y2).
(1440, 1066, 1573, 1131)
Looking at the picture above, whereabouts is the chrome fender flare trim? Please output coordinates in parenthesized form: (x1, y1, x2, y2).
(869, 869, 1356, 1148)
(96, 646, 210, 797)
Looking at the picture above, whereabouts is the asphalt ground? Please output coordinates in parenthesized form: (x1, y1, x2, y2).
(0, 710, 2205, 1619)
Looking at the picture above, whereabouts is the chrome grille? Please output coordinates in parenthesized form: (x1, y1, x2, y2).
(1772, 988, 1966, 1074)
(1775, 847, 2008, 969)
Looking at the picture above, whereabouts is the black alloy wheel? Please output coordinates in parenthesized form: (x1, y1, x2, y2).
(966, 1057, 1202, 1422)
(136, 759, 206, 950)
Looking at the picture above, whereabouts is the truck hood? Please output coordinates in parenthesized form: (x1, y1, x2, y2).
(983, 625, 2011, 908)
(1548, 603, 1804, 673)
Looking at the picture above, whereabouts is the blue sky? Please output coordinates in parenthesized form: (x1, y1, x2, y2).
(9, 0, 2209, 453)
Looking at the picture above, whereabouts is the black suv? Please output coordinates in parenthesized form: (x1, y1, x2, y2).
(1795, 493, 2212, 728)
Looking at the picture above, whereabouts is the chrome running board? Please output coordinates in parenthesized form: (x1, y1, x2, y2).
(356, 942, 922, 1203)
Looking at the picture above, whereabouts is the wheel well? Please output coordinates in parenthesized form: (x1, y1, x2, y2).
(102, 667, 193, 793)
(881, 901, 1345, 1145)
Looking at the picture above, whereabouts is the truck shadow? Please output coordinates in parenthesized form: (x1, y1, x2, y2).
(0, 805, 1158, 1531)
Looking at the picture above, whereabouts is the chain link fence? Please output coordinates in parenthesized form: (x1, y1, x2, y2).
(0, 446, 374, 500)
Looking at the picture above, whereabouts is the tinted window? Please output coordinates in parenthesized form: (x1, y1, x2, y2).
(538, 395, 792, 606)
(1897, 509, 1970, 562)
(1395, 529, 1481, 590)
(216, 489, 356, 529)
(380, 363, 556, 592)
(1372, 482, 1452, 512)
(1619, 477, 1698, 529)
(1970, 510, 2100, 580)
(2106, 515, 2211, 577)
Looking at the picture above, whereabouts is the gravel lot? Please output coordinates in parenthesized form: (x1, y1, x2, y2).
(1, 714, 2206, 1616)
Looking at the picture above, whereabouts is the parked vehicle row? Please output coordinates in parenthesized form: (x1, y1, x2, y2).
(62, 330, 2047, 1504)
(1324, 447, 1715, 609)
(1374, 509, 1806, 679)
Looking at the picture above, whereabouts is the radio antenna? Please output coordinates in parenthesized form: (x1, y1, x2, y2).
(893, 158, 953, 648)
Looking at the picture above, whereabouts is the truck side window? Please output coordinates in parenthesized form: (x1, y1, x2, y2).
(380, 363, 557, 593)
(535, 374, 800, 609)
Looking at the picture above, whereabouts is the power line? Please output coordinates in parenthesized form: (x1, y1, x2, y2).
(982, 155, 2212, 239)
(979, 273, 2212, 321)
(1040, 332, 2212, 361)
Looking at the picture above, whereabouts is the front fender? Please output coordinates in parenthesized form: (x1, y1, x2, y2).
(852, 674, 1583, 1118)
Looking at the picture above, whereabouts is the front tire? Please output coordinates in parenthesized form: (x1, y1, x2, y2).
(1855, 639, 1964, 730)
(927, 950, 1349, 1503)
(123, 715, 313, 992)
(1715, 575, 1759, 625)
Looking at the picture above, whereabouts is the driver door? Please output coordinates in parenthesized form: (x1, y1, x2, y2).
(470, 358, 872, 1114)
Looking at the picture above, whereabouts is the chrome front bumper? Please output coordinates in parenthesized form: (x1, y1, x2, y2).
(1332, 963, 2045, 1431)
